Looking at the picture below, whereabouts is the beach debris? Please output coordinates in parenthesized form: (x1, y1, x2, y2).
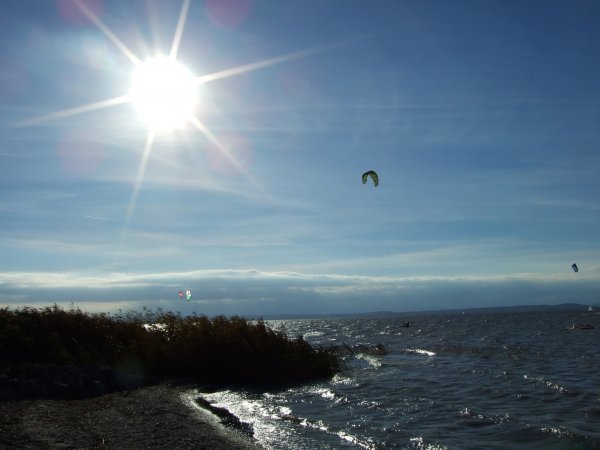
(362, 170, 379, 187)
(571, 263, 578, 273)
(194, 397, 254, 436)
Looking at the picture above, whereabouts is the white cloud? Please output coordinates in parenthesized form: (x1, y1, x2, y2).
(1, 268, 599, 316)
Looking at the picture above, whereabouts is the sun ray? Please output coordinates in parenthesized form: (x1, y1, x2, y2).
(196, 41, 349, 85)
(189, 115, 262, 189)
(169, 0, 190, 60)
(73, 0, 141, 66)
(124, 130, 156, 230)
(13, 2, 357, 238)
(10, 95, 130, 127)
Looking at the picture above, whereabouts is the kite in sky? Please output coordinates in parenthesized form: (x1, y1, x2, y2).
(179, 290, 183, 298)
(186, 289, 192, 301)
(362, 170, 379, 187)
(571, 263, 578, 273)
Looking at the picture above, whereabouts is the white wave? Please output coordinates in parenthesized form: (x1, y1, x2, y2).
(356, 353, 382, 368)
(308, 387, 336, 400)
(332, 374, 359, 386)
(540, 425, 578, 440)
(410, 436, 448, 450)
(403, 348, 436, 357)
(195, 389, 293, 446)
(337, 430, 377, 449)
(302, 330, 324, 338)
(523, 374, 577, 395)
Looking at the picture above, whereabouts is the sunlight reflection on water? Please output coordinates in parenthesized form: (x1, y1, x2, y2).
(193, 311, 600, 449)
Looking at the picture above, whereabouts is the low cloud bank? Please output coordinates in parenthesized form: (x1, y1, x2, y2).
(1, 269, 598, 316)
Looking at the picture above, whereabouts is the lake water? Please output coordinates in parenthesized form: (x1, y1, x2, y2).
(192, 310, 600, 449)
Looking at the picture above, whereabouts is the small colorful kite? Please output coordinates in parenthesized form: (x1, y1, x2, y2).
(362, 170, 379, 187)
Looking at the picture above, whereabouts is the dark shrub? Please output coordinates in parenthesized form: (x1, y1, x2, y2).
(0, 306, 340, 388)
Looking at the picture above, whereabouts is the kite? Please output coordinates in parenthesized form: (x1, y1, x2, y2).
(186, 289, 192, 302)
(571, 263, 578, 273)
(362, 170, 379, 187)
(179, 291, 183, 298)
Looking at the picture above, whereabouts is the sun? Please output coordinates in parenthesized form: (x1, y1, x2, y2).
(129, 55, 198, 131)
(13, 0, 337, 230)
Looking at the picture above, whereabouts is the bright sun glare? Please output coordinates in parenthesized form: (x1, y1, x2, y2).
(129, 55, 198, 131)
(14, 0, 334, 229)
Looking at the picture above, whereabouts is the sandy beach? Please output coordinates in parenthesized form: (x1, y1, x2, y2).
(0, 384, 262, 449)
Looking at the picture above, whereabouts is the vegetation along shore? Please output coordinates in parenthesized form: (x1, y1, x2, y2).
(0, 305, 342, 448)
(0, 305, 342, 400)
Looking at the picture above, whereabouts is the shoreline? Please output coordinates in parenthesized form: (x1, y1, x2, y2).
(0, 383, 262, 449)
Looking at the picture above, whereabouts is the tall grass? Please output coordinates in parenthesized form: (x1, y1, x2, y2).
(0, 305, 340, 386)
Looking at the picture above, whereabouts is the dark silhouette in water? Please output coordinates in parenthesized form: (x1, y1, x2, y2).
(568, 322, 595, 330)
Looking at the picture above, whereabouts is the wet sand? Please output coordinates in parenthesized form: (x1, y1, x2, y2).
(0, 384, 262, 449)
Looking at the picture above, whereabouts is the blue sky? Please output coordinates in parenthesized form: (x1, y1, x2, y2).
(1, 0, 599, 316)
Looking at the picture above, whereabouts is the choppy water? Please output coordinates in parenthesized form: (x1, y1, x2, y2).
(193, 311, 600, 449)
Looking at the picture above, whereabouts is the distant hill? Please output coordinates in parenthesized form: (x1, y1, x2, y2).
(417, 303, 597, 315)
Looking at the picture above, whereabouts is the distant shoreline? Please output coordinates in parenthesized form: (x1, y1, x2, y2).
(256, 303, 597, 320)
